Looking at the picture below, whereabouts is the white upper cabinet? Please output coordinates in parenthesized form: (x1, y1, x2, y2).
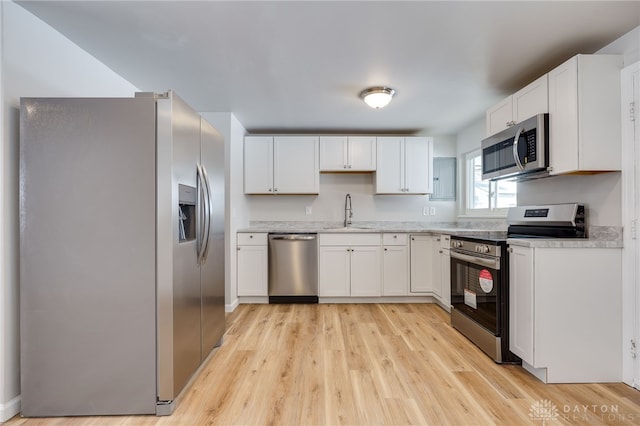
(320, 136, 376, 171)
(486, 75, 549, 137)
(486, 97, 513, 137)
(244, 136, 273, 194)
(375, 137, 403, 193)
(376, 136, 433, 194)
(244, 136, 319, 194)
(548, 54, 623, 175)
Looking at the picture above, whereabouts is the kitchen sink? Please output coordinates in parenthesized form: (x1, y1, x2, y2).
(322, 226, 374, 232)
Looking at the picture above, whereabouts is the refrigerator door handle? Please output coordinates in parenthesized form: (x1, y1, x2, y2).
(200, 164, 213, 263)
(196, 163, 206, 263)
(196, 163, 211, 264)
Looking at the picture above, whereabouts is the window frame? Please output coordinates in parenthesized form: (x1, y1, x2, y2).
(460, 149, 516, 217)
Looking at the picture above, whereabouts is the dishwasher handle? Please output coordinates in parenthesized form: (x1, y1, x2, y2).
(270, 234, 316, 241)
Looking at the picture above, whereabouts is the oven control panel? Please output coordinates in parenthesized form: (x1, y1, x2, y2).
(450, 238, 503, 258)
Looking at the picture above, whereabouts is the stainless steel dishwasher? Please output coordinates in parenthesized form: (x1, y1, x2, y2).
(268, 233, 318, 303)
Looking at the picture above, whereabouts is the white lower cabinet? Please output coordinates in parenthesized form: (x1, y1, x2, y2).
(236, 233, 268, 296)
(382, 233, 409, 296)
(319, 233, 382, 297)
(509, 243, 622, 383)
(433, 235, 451, 309)
(409, 235, 437, 293)
(318, 246, 351, 296)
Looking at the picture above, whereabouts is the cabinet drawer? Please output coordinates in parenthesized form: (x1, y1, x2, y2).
(439, 234, 451, 249)
(382, 233, 408, 246)
(320, 233, 381, 246)
(237, 232, 268, 245)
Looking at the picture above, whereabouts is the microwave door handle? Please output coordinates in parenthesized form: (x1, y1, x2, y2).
(512, 127, 526, 170)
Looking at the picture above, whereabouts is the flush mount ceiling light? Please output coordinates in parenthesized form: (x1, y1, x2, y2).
(359, 86, 396, 109)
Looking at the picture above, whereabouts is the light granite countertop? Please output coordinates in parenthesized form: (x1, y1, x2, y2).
(238, 221, 623, 248)
(507, 226, 623, 248)
(239, 220, 507, 236)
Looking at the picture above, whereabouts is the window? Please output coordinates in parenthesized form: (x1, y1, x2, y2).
(464, 149, 516, 215)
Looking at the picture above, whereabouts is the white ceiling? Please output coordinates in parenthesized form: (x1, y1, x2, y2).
(16, 1, 640, 135)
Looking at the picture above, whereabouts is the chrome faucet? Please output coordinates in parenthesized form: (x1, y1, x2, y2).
(344, 193, 353, 227)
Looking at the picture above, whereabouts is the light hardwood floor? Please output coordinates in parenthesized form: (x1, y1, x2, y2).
(8, 303, 640, 425)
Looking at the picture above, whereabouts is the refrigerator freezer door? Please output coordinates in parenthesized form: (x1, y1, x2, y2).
(200, 118, 226, 357)
(20, 97, 158, 416)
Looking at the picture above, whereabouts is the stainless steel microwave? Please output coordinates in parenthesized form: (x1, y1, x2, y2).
(481, 113, 549, 180)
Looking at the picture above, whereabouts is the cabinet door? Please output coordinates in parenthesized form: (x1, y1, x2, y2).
(432, 242, 442, 298)
(509, 245, 535, 365)
(274, 136, 319, 194)
(237, 245, 268, 296)
(486, 96, 513, 136)
(548, 56, 579, 175)
(319, 246, 351, 296)
(375, 137, 404, 194)
(350, 246, 382, 297)
(439, 249, 451, 308)
(348, 136, 377, 171)
(320, 136, 348, 171)
(513, 74, 548, 122)
(410, 236, 435, 293)
(244, 136, 273, 194)
(405, 137, 433, 194)
(383, 245, 409, 296)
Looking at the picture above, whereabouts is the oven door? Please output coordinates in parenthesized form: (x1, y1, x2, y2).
(450, 249, 501, 336)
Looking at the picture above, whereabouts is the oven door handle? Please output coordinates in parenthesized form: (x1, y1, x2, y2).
(450, 250, 500, 270)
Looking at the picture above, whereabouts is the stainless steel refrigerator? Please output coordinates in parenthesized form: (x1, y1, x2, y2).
(19, 91, 225, 416)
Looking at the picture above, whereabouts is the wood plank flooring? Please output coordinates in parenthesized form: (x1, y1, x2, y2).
(8, 303, 640, 425)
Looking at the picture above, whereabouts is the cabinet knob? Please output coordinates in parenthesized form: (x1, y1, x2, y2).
(237, 247, 240, 251)
(249, 235, 253, 238)
(508, 247, 513, 253)
(439, 250, 443, 254)
(393, 235, 397, 239)
(384, 248, 388, 251)
(268, 188, 273, 192)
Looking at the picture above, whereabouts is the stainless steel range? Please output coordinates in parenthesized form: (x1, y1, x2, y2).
(450, 203, 585, 363)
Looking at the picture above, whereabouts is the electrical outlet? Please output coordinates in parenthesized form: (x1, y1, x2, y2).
(422, 207, 429, 216)
(305, 206, 312, 215)
(430, 207, 436, 216)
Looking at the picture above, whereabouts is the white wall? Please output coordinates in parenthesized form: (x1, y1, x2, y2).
(518, 173, 622, 226)
(598, 25, 640, 66)
(0, 2, 138, 421)
(247, 135, 458, 223)
(201, 112, 248, 312)
(456, 117, 485, 157)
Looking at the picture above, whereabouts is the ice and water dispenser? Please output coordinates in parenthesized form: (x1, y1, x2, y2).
(178, 184, 196, 242)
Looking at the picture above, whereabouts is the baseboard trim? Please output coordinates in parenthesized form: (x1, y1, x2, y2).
(0, 395, 21, 422)
(225, 298, 239, 313)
